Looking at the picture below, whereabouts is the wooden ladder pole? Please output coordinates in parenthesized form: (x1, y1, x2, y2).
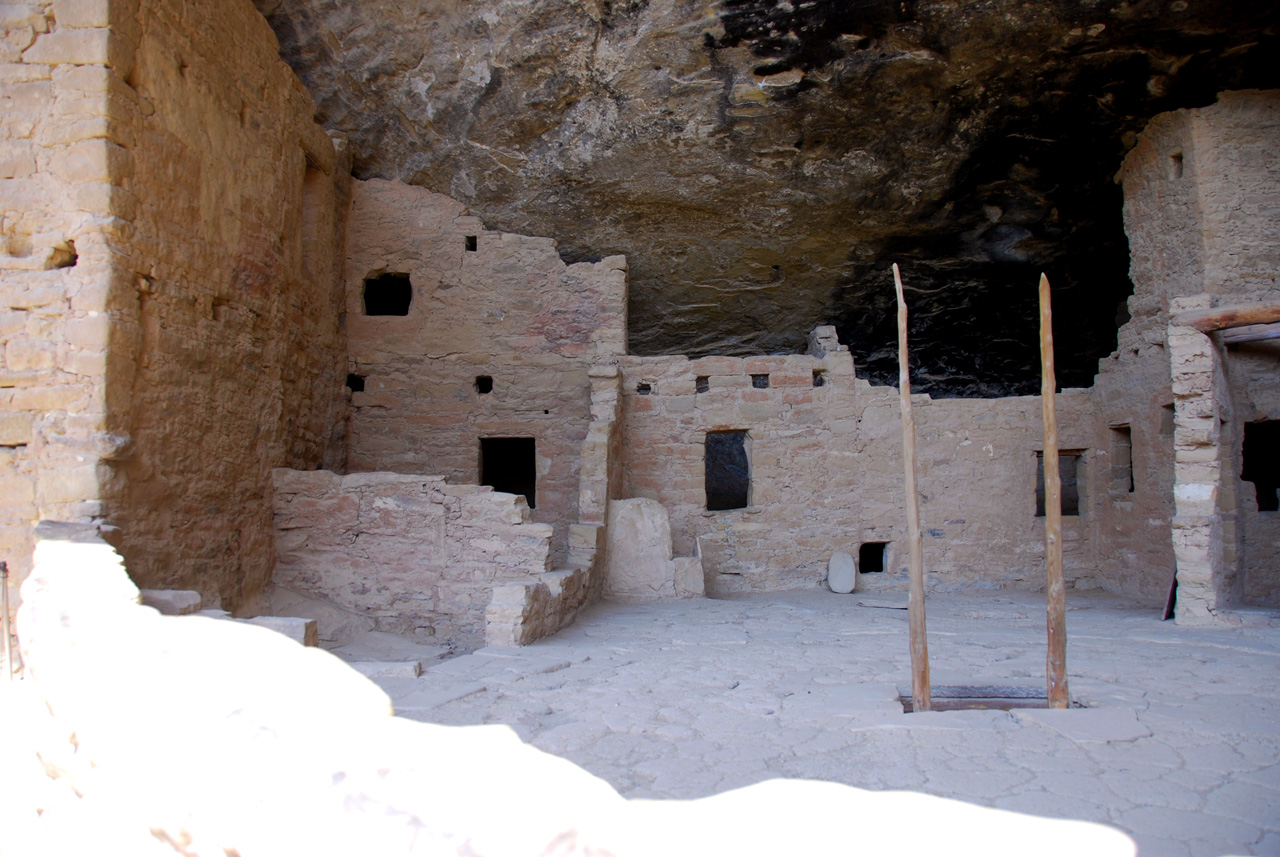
(1039, 273, 1069, 709)
(894, 263, 931, 713)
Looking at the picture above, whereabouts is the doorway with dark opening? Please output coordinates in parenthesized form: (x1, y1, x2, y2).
(480, 437, 536, 509)
(1242, 420, 1280, 512)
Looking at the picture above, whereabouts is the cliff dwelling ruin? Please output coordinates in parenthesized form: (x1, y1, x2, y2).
(1, 0, 1279, 854)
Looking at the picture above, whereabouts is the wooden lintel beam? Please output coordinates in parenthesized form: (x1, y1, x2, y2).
(1220, 322, 1280, 344)
(1172, 303, 1280, 333)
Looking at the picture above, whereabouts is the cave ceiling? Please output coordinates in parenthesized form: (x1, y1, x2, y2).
(257, 0, 1280, 396)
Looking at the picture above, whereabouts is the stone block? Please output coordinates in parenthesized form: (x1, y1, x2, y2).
(827, 551, 857, 594)
(139, 589, 201, 616)
(21, 28, 109, 65)
(51, 0, 109, 28)
(241, 615, 319, 647)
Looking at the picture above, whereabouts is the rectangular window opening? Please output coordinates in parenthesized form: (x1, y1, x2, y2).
(696, 376, 709, 394)
(1109, 425, 1134, 494)
(813, 370, 826, 388)
(1242, 420, 1280, 512)
(480, 437, 536, 509)
(636, 382, 652, 395)
(751, 374, 770, 389)
(363, 272, 413, 316)
(705, 430, 749, 511)
(345, 373, 365, 393)
(859, 542, 888, 573)
(465, 235, 478, 252)
(1036, 451, 1082, 517)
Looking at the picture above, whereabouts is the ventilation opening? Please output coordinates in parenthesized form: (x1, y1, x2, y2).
(1242, 420, 1280, 512)
(465, 235, 478, 252)
(813, 370, 826, 388)
(345, 373, 365, 393)
(636, 382, 652, 395)
(480, 437, 536, 509)
(751, 374, 770, 389)
(475, 375, 493, 395)
(1036, 451, 1082, 517)
(1110, 425, 1134, 494)
(705, 430, 749, 511)
(696, 376, 709, 394)
(363, 273, 412, 316)
(859, 542, 888, 573)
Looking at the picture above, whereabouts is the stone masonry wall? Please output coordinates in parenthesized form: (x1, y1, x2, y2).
(344, 179, 627, 566)
(1119, 90, 1280, 620)
(272, 468, 553, 651)
(1, 0, 128, 643)
(619, 343, 1098, 596)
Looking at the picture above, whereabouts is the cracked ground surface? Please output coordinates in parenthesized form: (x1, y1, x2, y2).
(381, 590, 1280, 857)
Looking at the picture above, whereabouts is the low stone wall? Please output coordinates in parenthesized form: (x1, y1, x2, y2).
(12, 520, 1136, 857)
(272, 469, 553, 651)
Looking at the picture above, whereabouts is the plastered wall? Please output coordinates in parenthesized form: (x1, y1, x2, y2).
(343, 179, 627, 566)
(618, 347, 1099, 596)
(1, 0, 350, 620)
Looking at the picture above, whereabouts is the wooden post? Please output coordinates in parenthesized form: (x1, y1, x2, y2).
(1039, 273, 1069, 709)
(894, 263, 931, 713)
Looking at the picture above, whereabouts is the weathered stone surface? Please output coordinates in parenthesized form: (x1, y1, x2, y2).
(258, 0, 1279, 396)
(603, 497, 704, 601)
(826, 551, 856, 594)
(138, 588, 200, 616)
(240, 615, 319, 647)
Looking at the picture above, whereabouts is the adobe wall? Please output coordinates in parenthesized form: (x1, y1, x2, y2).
(0, 0, 350, 622)
(618, 346, 1098, 596)
(105, 0, 350, 609)
(272, 469, 554, 651)
(1118, 90, 1280, 618)
(343, 179, 627, 566)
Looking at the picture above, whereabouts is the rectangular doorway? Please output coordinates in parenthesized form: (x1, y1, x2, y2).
(480, 437, 536, 509)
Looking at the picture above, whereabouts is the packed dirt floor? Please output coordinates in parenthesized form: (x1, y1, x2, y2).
(375, 590, 1280, 857)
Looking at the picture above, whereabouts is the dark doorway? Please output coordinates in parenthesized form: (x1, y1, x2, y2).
(859, 542, 888, 573)
(481, 437, 536, 509)
(363, 273, 412, 316)
(705, 430, 749, 511)
(1242, 421, 1280, 512)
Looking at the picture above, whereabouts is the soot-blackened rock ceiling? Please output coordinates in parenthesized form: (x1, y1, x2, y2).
(256, 0, 1279, 396)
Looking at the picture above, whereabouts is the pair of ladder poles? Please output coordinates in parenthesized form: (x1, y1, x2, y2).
(893, 265, 1069, 712)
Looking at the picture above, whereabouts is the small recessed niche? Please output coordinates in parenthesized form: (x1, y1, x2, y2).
(859, 542, 888, 573)
(636, 382, 652, 395)
(465, 235, 478, 252)
(475, 375, 493, 395)
(751, 374, 770, 389)
(345, 373, 366, 393)
(1109, 424, 1134, 494)
(696, 376, 710, 394)
(1169, 151, 1184, 180)
(1160, 403, 1176, 436)
(813, 370, 826, 388)
(363, 272, 412, 316)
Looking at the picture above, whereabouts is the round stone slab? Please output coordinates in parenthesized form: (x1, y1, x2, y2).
(827, 551, 857, 594)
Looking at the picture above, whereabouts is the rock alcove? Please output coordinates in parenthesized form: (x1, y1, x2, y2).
(257, 0, 1280, 395)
